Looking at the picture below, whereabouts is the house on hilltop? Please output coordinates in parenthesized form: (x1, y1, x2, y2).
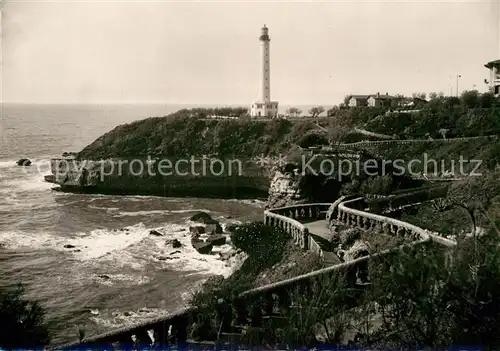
(346, 92, 401, 107)
(347, 95, 370, 107)
(366, 92, 398, 107)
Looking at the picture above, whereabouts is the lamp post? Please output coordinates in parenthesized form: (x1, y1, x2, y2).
(456, 74, 462, 97)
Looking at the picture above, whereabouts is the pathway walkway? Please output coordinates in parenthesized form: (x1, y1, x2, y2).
(303, 220, 341, 266)
(303, 220, 331, 241)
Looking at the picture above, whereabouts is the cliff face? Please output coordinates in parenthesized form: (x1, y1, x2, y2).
(266, 166, 346, 209)
(47, 158, 270, 199)
(266, 170, 307, 208)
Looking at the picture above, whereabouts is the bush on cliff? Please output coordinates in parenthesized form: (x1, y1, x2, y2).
(0, 284, 50, 349)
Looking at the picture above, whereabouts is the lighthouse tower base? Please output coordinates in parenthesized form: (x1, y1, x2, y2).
(250, 101, 279, 118)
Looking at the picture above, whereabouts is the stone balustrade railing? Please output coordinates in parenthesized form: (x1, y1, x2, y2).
(308, 235, 323, 257)
(337, 135, 497, 148)
(338, 197, 457, 248)
(263, 203, 331, 251)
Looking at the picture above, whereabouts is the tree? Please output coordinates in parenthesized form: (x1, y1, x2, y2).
(286, 107, 302, 117)
(429, 92, 438, 100)
(0, 284, 50, 349)
(446, 170, 500, 236)
(412, 92, 427, 100)
(343, 95, 352, 106)
(479, 92, 495, 108)
(327, 126, 350, 145)
(326, 105, 340, 117)
(286, 107, 297, 117)
(460, 90, 480, 108)
(309, 106, 325, 118)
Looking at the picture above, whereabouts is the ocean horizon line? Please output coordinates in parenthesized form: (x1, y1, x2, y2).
(1, 102, 336, 107)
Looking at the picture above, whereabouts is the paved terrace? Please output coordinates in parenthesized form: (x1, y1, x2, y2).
(302, 219, 340, 266)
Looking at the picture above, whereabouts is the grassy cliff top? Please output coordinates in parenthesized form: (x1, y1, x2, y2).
(77, 109, 328, 160)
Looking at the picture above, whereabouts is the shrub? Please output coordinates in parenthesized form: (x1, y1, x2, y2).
(298, 132, 329, 148)
(360, 175, 393, 195)
(230, 222, 289, 268)
(0, 284, 50, 349)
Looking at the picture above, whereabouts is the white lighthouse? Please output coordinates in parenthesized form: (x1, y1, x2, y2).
(250, 25, 279, 118)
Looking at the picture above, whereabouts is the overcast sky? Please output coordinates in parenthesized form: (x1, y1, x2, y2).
(2, 0, 499, 105)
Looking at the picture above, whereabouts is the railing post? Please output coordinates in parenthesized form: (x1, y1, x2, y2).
(303, 228, 309, 250)
(172, 315, 188, 350)
(249, 297, 263, 327)
(264, 293, 275, 316)
(232, 298, 248, 327)
(152, 322, 170, 346)
(277, 288, 291, 314)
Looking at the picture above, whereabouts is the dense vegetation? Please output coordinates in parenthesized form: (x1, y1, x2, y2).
(326, 91, 500, 140)
(77, 108, 327, 159)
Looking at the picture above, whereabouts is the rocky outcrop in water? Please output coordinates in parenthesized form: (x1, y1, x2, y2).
(16, 158, 31, 166)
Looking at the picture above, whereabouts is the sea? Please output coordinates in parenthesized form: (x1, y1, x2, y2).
(0, 103, 267, 345)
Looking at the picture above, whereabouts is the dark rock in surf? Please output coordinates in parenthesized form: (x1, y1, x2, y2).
(190, 212, 218, 224)
(16, 158, 31, 166)
(44, 175, 57, 184)
(149, 229, 164, 236)
(191, 237, 213, 254)
(165, 239, 182, 248)
(205, 223, 223, 235)
(207, 235, 226, 246)
(189, 226, 205, 234)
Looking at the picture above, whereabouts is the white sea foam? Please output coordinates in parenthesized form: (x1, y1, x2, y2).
(87, 205, 121, 212)
(89, 307, 175, 330)
(92, 273, 152, 286)
(0, 230, 60, 250)
(1, 219, 242, 287)
(0, 160, 16, 168)
(113, 208, 212, 217)
(113, 210, 175, 217)
(1, 176, 55, 193)
(147, 226, 236, 278)
(224, 198, 267, 207)
(68, 223, 151, 261)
